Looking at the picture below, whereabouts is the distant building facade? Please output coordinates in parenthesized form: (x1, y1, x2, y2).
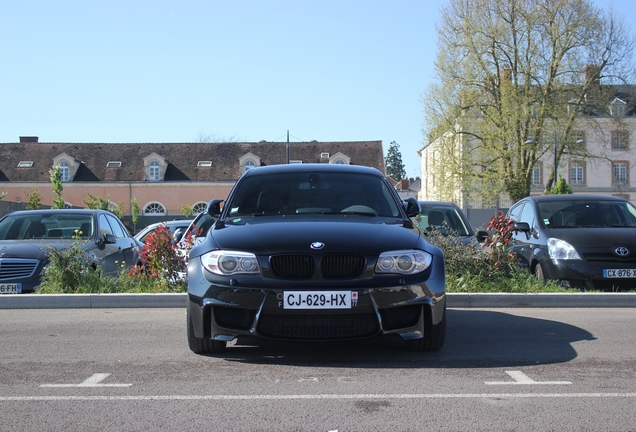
(0, 137, 385, 218)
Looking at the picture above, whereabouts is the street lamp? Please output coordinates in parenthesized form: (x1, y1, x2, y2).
(525, 132, 585, 189)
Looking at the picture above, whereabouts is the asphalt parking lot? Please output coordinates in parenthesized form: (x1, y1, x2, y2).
(1, 292, 635, 309)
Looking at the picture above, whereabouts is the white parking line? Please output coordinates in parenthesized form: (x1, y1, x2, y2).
(485, 371, 572, 385)
(2, 393, 636, 402)
(40, 373, 132, 388)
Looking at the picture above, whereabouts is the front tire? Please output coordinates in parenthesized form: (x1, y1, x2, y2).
(406, 304, 446, 352)
(187, 307, 227, 354)
(535, 262, 546, 283)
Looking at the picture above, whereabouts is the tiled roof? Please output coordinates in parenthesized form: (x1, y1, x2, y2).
(0, 140, 385, 182)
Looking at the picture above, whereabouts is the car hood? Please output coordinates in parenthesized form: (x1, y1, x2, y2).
(0, 240, 79, 260)
(546, 227, 636, 248)
(209, 217, 422, 256)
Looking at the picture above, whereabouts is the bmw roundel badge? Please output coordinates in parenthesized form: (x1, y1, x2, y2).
(311, 242, 325, 250)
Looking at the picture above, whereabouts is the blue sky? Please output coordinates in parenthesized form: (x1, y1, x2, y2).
(0, 0, 633, 179)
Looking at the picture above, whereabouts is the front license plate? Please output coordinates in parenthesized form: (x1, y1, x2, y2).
(603, 269, 636, 278)
(0, 283, 22, 294)
(283, 291, 356, 309)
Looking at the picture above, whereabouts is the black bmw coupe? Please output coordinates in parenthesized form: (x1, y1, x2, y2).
(186, 163, 446, 353)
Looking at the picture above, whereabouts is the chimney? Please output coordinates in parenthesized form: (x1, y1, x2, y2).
(399, 179, 409, 190)
(20, 136, 39, 143)
(584, 64, 601, 87)
(500, 64, 512, 84)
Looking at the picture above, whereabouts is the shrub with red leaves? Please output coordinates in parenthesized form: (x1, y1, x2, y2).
(481, 211, 520, 275)
(129, 224, 186, 285)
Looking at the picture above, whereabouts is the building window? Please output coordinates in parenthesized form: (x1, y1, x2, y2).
(192, 202, 207, 214)
(531, 164, 542, 185)
(59, 161, 70, 182)
(334, 159, 346, 165)
(143, 202, 166, 215)
(569, 162, 585, 185)
(149, 161, 160, 181)
(612, 131, 629, 150)
(610, 98, 627, 117)
(613, 162, 629, 185)
(243, 160, 255, 173)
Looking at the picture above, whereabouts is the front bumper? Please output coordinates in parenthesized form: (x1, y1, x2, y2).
(188, 262, 445, 343)
(541, 259, 636, 291)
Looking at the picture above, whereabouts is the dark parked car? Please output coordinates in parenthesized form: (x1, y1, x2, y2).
(186, 164, 446, 354)
(134, 219, 194, 244)
(507, 194, 636, 291)
(415, 201, 489, 244)
(0, 209, 142, 293)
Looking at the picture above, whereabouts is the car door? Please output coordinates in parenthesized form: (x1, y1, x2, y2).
(95, 213, 123, 277)
(509, 200, 538, 269)
(105, 214, 138, 271)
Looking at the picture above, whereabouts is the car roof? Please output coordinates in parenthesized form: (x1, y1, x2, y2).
(523, 194, 628, 203)
(418, 201, 459, 208)
(240, 163, 384, 177)
(5, 209, 108, 216)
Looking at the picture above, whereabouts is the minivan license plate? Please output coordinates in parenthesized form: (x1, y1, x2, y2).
(603, 269, 636, 278)
(283, 291, 355, 309)
(0, 283, 21, 294)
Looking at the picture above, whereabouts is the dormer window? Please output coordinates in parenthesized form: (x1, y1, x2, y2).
(52, 152, 80, 182)
(107, 161, 122, 168)
(610, 98, 627, 117)
(198, 161, 212, 167)
(239, 152, 261, 173)
(143, 153, 167, 181)
(59, 161, 70, 182)
(567, 100, 583, 115)
(328, 152, 351, 165)
(149, 161, 160, 181)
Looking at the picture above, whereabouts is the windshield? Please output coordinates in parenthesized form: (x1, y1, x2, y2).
(413, 205, 472, 236)
(0, 213, 94, 240)
(225, 171, 401, 218)
(539, 200, 636, 228)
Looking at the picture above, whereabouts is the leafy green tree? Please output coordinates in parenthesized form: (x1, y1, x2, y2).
(548, 175, 574, 195)
(83, 193, 110, 210)
(49, 165, 65, 209)
(131, 198, 140, 234)
(423, 0, 635, 202)
(113, 200, 125, 219)
(180, 204, 194, 218)
(385, 141, 406, 180)
(24, 186, 42, 210)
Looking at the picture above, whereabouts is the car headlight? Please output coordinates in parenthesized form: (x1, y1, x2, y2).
(547, 238, 581, 260)
(201, 250, 260, 275)
(375, 250, 432, 275)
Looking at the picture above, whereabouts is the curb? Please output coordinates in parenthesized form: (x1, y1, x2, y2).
(0, 292, 635, 309)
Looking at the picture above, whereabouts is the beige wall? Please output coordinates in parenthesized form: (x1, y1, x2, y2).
(2, 181, 236, 215)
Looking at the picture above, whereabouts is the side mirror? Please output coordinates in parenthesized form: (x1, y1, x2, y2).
(475, 230, 490, 243)
(513, 222, 531, 232)
(101, 233, 117, 245)
(403, 198, 421, 217)
(205, 199, 223, 217)
(174, 231, 183, 242)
